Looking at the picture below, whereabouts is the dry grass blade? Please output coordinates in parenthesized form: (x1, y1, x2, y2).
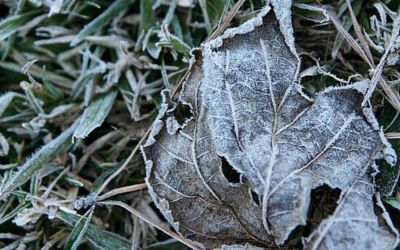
(199, 0, 212, 33)
(328, 10, 400, 112)
(208, 0, 246, 41)
(96, 130, 149, 195)
(345, 0, 374, 65)
(385, 133, 400, 139)
(97, 200, 201, 250)
(328, 12, 373, 67)
(379, 79, 400, 111)
(362, 17, 400, 106)
(98, 183, 147, 201)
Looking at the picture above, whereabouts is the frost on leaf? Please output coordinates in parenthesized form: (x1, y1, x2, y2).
(141, 5, 398, 250)
(303, 173, 398, 250)
(142, 62, 271, 249)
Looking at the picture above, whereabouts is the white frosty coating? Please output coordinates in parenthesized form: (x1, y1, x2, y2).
(142, 90, 171, 147)
(363, 107, 380, 130)
(142, 2, 399, 250)
(140, 89, 208, 250)
(270, 0, 298, 58)
(322, 80, 397, 167)
(320, 79, 371, 95)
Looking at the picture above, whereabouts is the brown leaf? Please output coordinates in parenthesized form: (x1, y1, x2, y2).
(142, 4, 398, 249)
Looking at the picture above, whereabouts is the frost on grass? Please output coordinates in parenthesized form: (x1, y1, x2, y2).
(73, 91, 117, 140)
(142, 4, 399, 250)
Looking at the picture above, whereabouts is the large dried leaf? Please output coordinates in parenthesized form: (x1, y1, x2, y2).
(142, 4, 398, 249)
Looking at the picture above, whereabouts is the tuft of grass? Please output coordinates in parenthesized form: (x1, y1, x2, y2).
(0, 0, 399, 249)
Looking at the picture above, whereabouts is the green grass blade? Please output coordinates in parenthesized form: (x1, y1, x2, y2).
(64, 206, 95, 250)
(0, 11, 39, 41)
(0, 202, 30, 225)
(168, 35, 191, 54)
(139, 0, 154, 33)
(0, 92, 23, 117)
(0, 61, 74, 89)
(57, 210, 131, 250)
(332, 0, 363, 58)
(292, 3, 329, 23)
(20, 81, 45, 114)
(73, 90, 117, 140)
(135, 0, 155, 52)
(384, 197, 400, 211)
(70, 0, 135, 46)
(0, 121, 78, 200)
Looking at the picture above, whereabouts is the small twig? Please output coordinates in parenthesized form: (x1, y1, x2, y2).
(0, 233, 20, 240)
(362, 49, 391, 106)
(378, 78, 400, 111)
(98, 183, 147, 201)
(97, 200, 201, 250)
(42, 166, 70, 199)
(96, 134, 149, 195)
(300, 52, 362, 83)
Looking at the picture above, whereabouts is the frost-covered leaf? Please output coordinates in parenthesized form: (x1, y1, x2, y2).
(142, 4, 398, 249)
(73, 91, 117, 140)
(303, 174, 397, 250)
